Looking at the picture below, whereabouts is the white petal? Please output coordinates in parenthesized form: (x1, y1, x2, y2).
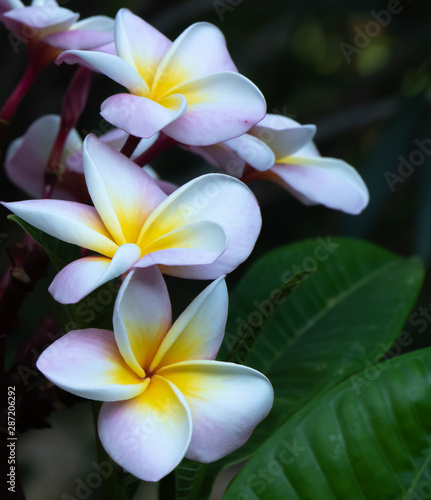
(58, 50, 148, 95)
(159, 360, 273, 462)
(224, 134, 275, 171)
(48, 244, 141, 304)
(2, 199, 118, 257)
(137, 220, 227, 269)
(272, 154, 370, 214)
(83, 135, 166, 245)
(162, 72, 266, 146)
(100, 93, 186, 139)
(251, 114, 316, 159)
(36, 329, 147, 401)
(138, 174, 261, 279)
(115, 9, 170, 87)
(113, 267, 171, 378)
(71, 15, 114, 33)
(98, 375, 192, 481)
(150, 277, 227, 371)
(152, 22, 236, 96)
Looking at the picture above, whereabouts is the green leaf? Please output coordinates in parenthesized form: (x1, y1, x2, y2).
(223, 270, 314, 365)
(173, 459, 208, 500)
(225, 238, 423, 376)
(188, 238, 423, 499)
(8, 214, 80, 271)
(223, 348, 431, 500)
(53, 279, 120, 334)
(223, 238, 423, 458)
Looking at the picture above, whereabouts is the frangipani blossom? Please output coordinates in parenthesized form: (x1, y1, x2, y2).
(0, 2, 114, 136)
(1, 0, 114, 53)
(5, 114, 172, 201)
(57, 8, 266, 146)
(3, 134, 261, 304)
(36, 267, 274, 481)
(195, 114, 369, 215)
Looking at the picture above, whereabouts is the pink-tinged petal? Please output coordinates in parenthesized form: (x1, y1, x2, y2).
(48, 244, 141, 304)
(139, 174, 261, 279)
(136, 247, 224, 270)
(224, 134, 275, 171)
(83, 135, 167, 245)
(3, 6, 78, 38)
(162, 72, 266, 146)
(5, 115, 83, 200)
(98, 375, 192, 482)
(57, 50, 147, 94)
(150, 277, 227, 372)
(92, 40, 116, 55)
(271, 154, 369, 214)
(100, 93, 186, 139)
(251, 114, 316, 159)
(187, 143, 246, 178)
(36, 328, 147, 401)
(71, 15, 114, 33)
(5, 114, 56, 197)
(2, 199, 117, 256)
(43, 30, 113, 50)
(113, 267, 171, 378)
(159, 360, 274, 462)
(115, 9, 170, 87)
(153, 22, 236, 97)
(153, 178, 178, 196)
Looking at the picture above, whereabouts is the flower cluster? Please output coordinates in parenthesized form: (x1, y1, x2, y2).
(1, 4, 369, 483)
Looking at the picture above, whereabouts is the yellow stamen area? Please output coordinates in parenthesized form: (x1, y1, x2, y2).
(126, 375, 185, 423)
(134, 57, 206, 107)
(105, 362, 148, 388)
(157, 365, 213, 401)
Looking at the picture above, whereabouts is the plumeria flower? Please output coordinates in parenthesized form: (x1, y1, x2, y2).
(36, 267, 274, 481)
(0, 2, 114, 137)
(194, 114, 369, 215)
(5, 115, 173, 201)
(3, 134, 261, 304)
(1, 0, 114, 54)
(57, 8, 266, 146)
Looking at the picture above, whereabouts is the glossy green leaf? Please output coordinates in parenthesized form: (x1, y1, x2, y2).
(223, 348, 431, 500)
(223, 270, 314, 365)
(177, 238, 424, 499)
(221, 239, 423, 461)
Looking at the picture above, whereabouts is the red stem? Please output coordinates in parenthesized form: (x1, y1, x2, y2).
(43, 124, 70, 199)
(134, 133, 177, 166)
(0, 64, 40, 139)
(43, 67, 93, 199)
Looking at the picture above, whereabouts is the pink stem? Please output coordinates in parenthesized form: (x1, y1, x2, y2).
(0, 64, 40, 139)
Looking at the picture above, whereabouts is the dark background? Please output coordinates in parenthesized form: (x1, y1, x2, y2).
(1, 0, 431, 498)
